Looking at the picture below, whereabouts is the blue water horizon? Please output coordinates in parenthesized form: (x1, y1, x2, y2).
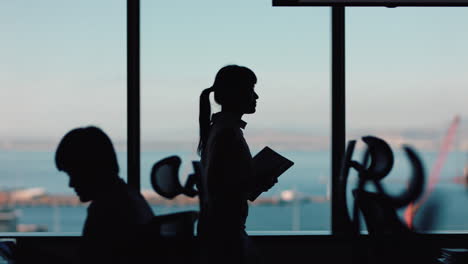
(2, 149, 468, 232)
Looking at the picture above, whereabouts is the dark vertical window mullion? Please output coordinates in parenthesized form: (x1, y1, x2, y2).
(331, 6, 346, 234)
(127, 0, 141, 190)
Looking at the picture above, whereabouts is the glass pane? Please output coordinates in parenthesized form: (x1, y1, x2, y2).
(347, 7, 468, 233)
(142, 0, 330, 232)
(0, 0, 126, 233)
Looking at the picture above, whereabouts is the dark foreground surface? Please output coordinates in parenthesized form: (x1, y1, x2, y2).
(3, 233, 468, 264)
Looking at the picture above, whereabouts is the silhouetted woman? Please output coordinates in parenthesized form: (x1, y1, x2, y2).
(198, 65, 266, 264)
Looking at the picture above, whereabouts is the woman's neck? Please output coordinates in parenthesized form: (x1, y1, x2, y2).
(220, 108, 243, 120)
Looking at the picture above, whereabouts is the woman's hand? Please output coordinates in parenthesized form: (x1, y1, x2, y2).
(263, 177, 278, 192)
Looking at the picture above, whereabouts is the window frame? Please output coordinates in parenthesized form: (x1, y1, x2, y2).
(127, 0, 140, 190)
(273, 0, 468, 7)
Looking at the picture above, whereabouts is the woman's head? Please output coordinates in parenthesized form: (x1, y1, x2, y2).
(212, 65, 258, 114)
(198, 65, 258, 155)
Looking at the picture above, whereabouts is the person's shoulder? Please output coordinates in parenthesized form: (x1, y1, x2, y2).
(88, 181, 153, 223)
(88, 180, 134, 212)
(211, 127, 243, 148)
(212, 126, 241, 142)
(119, 181, 155, 220)
(115, 180, 149, 208)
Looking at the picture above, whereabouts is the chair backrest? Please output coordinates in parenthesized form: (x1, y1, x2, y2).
(151, 156, 200, 199)
(150, 156, 185, 199)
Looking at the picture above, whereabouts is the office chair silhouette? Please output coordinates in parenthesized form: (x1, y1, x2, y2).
(337, 135, 425, 235)
(336, 136, 433, 264)
(128, 156, 201, 263)
(149, 155, 199, 237)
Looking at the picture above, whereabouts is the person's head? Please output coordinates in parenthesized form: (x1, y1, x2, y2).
(212, 65, 258, 114)
(198, 65, 258, 155)
(55, 126, 119, 202)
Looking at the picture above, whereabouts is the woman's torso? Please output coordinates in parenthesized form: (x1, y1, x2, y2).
(198, 112, 254, 234)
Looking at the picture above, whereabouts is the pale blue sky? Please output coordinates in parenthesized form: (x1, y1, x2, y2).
(1, 0, 468, 145)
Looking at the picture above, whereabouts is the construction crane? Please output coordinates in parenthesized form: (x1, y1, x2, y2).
(404, 115, 460, 229)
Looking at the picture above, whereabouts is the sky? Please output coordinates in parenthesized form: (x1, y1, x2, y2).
(1, 0, 468, 147)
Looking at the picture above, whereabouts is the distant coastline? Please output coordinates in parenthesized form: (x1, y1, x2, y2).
(1, 128, 467, 152)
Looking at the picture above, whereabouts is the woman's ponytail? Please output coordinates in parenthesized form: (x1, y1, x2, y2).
(197, 87, 214, 156)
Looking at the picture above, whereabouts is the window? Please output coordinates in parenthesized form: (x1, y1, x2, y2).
(0, 0, 126, 233)
(141, 0, 331, 232)
(7, 0, 464, 236)
(347, 7, 468, 232)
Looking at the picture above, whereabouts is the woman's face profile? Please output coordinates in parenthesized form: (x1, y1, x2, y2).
(215, 66, 258, 114)
(240, 83, 259, 114)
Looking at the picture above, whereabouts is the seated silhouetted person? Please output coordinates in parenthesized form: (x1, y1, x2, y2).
(55, 126, 154, 263)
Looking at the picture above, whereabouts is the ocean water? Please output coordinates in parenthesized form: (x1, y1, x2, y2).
(2, 149, 468, 233)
